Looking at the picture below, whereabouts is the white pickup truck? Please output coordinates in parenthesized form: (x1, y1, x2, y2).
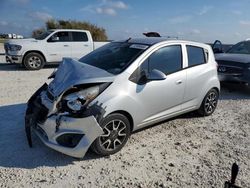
(4, 29, 109, 70)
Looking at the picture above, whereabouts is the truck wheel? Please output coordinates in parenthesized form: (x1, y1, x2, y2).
(91, 113, 131, 156)
(198, 88, 219, 116)
(23, 52, 45, 70)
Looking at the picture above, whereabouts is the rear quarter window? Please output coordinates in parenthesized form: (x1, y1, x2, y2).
(187, 45, 206, 67)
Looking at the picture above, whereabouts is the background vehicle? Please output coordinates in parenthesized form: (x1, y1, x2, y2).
(212, 39, 250, 84)
(4, 29, 109, 70)
(25, 38, 220, 158)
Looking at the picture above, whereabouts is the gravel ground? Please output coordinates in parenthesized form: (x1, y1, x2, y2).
(0, 60, 250, 187)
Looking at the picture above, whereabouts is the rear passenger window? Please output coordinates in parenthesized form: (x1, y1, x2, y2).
(148, 45, 182, 75)
(72, 32, 88, 42)
(187, 46, 206, 67)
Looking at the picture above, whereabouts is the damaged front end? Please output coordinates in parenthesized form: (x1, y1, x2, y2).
(25, 58, 114, 158)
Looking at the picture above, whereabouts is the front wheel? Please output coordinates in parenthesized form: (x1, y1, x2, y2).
(23, 52, 45, 70)
(198, 88, 219, 116)
(91, 113, 131, 156)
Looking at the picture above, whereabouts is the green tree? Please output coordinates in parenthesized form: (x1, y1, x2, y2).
(32, 28, 46, 38)
(32, 19, 108, 41)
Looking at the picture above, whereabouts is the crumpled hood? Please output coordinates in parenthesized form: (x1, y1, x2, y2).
(48, 58, 115, 97)
(215, 53, 250, 64)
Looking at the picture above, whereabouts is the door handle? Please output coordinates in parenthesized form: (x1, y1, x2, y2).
(64, 45, 69, 47)
(84, 44, 89, 47)
(176, 80, 182, 85)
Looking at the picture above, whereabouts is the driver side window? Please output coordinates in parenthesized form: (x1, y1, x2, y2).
(48, 32, 70, 42)
(147, 45, 182, 75)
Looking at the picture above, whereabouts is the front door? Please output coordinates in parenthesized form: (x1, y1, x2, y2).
(130, 45, 186, 126)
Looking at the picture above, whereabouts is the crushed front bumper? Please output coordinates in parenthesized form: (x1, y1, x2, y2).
(25, 84, 104, 158)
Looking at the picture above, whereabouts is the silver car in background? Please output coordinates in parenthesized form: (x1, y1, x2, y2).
(25, 38, 220, 158)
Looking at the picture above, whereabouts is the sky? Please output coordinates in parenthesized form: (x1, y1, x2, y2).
(1, 0, 250, 43)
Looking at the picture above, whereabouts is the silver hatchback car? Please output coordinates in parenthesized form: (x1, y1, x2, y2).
(25, 38, 220, 158)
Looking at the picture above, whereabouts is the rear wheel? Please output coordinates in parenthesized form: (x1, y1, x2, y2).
(91, 113, 131, 156)
(198, 88, 219, 116)
(23, 52, 45, 70)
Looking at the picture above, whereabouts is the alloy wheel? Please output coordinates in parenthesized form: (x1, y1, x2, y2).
(204, 91, 218, 114)
(100, 119, 127, 151)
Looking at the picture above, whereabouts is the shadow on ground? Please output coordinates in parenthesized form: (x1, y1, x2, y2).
(0, 103, 99, 169)
(220, 83, 250, 100)
(0, 63, 58, 71)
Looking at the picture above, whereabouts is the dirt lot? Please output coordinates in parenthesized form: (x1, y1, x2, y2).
(0, 61, 250, 187)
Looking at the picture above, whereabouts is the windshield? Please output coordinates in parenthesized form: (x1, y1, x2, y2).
(79, 42, 148, 75)
(35, 30, 53, 40)
(227, 41, 250, 54)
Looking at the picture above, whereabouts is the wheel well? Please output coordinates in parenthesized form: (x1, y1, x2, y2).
(212, 87, 220, 94)
(22, 51, 46, 65)
(110, 110, 134, 132)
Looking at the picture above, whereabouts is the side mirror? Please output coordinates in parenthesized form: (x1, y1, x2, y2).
(137, 69, 166, 85)
(48, 36, 59, 42)
(147, 69, 166, 81)
(52, 36, 59, 41)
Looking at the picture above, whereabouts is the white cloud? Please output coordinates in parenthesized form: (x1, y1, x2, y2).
(169, 15, 192, 24)
(80, 0, 128, 16)
(96, 7, 116, 16)
(198, 5, 213, 15)
(240, 20, 250, 26)
(111, 1, 128, 9)
(29, 11, 53, 22)
(0, 21, 8, 26)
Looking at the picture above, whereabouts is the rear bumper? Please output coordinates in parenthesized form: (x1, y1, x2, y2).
(25, 84, 104, 158)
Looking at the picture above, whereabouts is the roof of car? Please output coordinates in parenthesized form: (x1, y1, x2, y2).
(49, 29, 88, 32)
(115, 37, 210, 49)
(116, 37, 170, 45)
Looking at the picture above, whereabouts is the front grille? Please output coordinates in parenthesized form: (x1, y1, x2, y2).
(4, 43, 9, 52)
(217, 60, 244, 75)
(218, 65, 243, 75)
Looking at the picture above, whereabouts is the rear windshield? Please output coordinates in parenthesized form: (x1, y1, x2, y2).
(79, 42, 148, 75)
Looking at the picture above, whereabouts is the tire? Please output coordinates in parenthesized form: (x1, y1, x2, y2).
(198, 88, 219, 116)
(23, 52, 45, 70)
(91, 113, 131, 156)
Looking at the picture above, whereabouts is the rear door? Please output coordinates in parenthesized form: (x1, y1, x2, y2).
(71, 31, 92, 59)
(46, 31, 71, 62)
(182, 45, 209, 109)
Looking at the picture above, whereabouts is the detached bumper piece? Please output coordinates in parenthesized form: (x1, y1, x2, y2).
(25, 83, 104, 158)
(25, 83, 48, 147)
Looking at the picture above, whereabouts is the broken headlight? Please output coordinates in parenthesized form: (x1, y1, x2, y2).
(64, 86, 100, 112)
